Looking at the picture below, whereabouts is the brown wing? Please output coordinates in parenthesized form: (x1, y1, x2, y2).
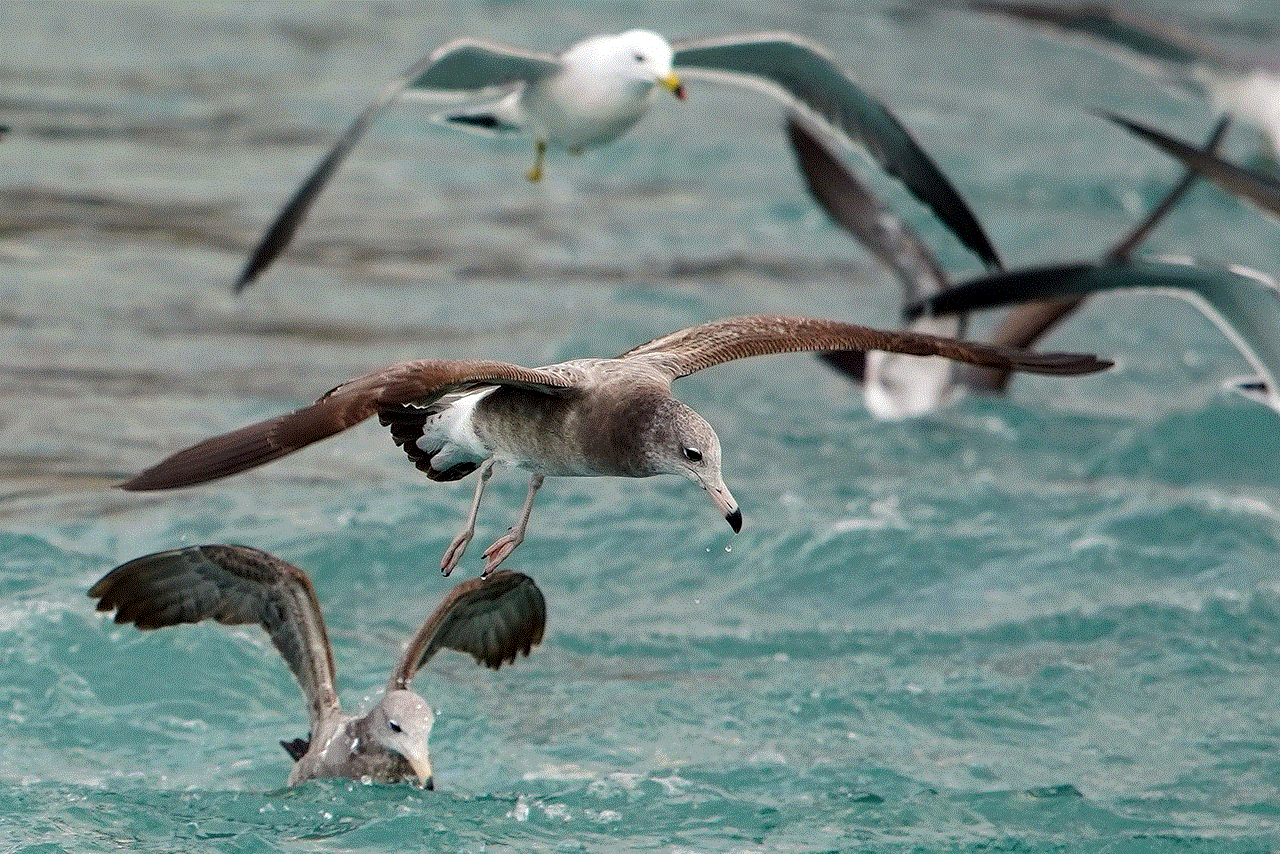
(89, 544, 339, 734)
(618, 314, 1112, 380)
(391, 570, 546, 690)
(120, 359, 581, 491)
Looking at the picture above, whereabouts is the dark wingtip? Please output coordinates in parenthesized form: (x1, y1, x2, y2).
(1036, 353, 1114, 376)
(232, 217, 294, 294)
(232, 269, 256, 295)
(280, 736, 311, 761)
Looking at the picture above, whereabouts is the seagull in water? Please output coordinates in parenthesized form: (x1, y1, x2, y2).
(120, 315, 1110, 575)
(233, 28, 1002, 290)
(89, 544, 546, 787)
(788, 107, 1280, 413)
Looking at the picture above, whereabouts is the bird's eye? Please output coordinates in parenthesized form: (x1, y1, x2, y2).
(388, 720, 403, 733)
(681, 446, 703, 463)
(633, 52, 645, 63)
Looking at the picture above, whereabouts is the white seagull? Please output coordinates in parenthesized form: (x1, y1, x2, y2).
(234, 28, 1001, 290)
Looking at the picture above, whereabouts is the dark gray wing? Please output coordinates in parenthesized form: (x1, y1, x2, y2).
(1103, 111, 1280, 222)
(391, 571, 546, 690)
(959, 115, 1230, 392)
(958, 1, 1262, 76)
(674, 31, 1002, 271)
(619, 314, 1111, 380)
(89, 544, 339, 734)
(120, 360, 581, 491)
(785, 113, 952, 302)
(908, 257, 1280, 407)
(234, 38, 559, 291)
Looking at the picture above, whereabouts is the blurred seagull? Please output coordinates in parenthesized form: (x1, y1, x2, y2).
(90, 544, 545, 787)
(937, 1, 1280, 154)
(908, 255, 1280, 412)
(234, 28, 1002, 290)
(787, 109, 1253, 413)
(118, 315, 1110, 575)
(893, 117, 1280, 411)
(1102, 110, 1280, 223)
(786, 112, 969, 418)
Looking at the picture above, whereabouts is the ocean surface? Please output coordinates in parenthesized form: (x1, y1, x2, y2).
(4, 2, 1280, 851)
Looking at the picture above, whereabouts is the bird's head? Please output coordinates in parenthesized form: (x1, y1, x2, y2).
(632, 397, 740, 533)
(370, 690, 435, 789)
(616, 29, 684, 99)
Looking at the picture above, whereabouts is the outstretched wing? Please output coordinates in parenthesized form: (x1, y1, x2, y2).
(618, 314, 1112, 380)
(405, 38, 559, 92)
(907, 257, 1280, 408)
(392, 570, 546, 690)
(958, 1, 1261, 76)
(1102, 111, 1280, 222)
(958, 115, 1231, 393)
(234, 38, 559, 292)
(785, 113, 952, 304)
(120, 360, 582, 491)
(674, 31, 1001, 271)
(89, 544, 339, 735)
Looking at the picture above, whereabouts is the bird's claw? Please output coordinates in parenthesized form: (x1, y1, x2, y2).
(440, 532, 473, 577)
(480, 533, 521, 576)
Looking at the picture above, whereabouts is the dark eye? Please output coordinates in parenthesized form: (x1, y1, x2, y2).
(388, 720, 403, 733)
(633, 52, 645, 62)
(681, 446, 702, 463)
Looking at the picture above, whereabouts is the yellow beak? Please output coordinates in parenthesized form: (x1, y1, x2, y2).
(661, 71, 686, 100)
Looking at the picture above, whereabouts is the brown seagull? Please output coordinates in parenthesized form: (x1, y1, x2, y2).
(120, 315, 1111, 574)
(90, 544, 545, 787)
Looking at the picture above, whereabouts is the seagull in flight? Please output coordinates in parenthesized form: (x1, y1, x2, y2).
(234, 28, 1002, 290)
(119, 315, 1109, 575)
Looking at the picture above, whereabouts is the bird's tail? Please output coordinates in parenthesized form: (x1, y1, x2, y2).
(379, 405, 478, 482)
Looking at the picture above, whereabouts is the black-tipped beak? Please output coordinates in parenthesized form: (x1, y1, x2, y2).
(661, 72, 685, 101)
(425, 776, 435, 791)
(725, 507, 743, 533)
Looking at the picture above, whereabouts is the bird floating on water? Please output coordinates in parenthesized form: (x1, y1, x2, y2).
(233, 28, 1002, 290)
(90, 544, 545, 787)
(120, 315, 1110, 574)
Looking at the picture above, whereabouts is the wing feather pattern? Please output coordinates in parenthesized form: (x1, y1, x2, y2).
(120, 360, 580, 491)
(392, 571, 546, 689)
(89, 545, 340, 733)
(619, 315, 1112, 380)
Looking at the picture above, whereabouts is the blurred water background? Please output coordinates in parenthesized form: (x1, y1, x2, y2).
(4, 1, 1280, 851)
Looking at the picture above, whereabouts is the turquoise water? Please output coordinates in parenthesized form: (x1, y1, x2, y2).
(4, 1, 1280, 851)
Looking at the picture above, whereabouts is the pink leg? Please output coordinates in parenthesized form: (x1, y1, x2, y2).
(481, 473, 544, 576)
(440, 459, 495, 576)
